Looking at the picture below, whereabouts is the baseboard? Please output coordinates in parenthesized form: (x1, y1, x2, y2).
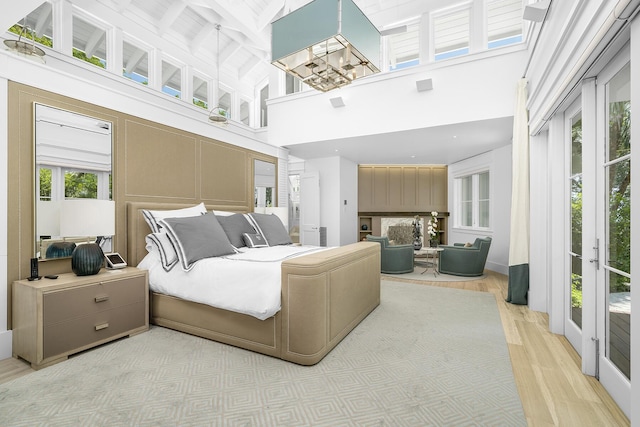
(485, 261, 508, 276)
(0, 330, 12, 360)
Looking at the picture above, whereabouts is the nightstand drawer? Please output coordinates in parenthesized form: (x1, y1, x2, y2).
(43, 276, 145, 325)
(43, 301, 146, 359)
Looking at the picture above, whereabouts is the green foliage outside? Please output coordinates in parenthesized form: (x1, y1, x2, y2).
(193, 99, 207, 109)
(39, 168, 52, 201)
(72, 48, 106, 69)
(65, 172, 98, 199)
(9, 24, 52, 47)
(571, 273, 582, 308)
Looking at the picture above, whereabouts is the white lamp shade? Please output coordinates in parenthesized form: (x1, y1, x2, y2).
(37, 200, 61, 238)
(264, 207, 289, 229)
(59, 199, 115, 237)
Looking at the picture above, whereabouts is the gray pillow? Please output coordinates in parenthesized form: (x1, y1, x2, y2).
(159, 213, 235, 271)
(216, 213, 256, 248)
(247, 212, 292, 246)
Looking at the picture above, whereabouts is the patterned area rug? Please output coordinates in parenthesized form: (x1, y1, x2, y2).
(383, 270, 487, 282)
(0, 282, 525, 426)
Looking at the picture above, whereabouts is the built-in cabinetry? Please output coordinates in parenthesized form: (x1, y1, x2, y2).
(12, 267, 149, 370)
(358, 165, 448, 243)
(358, 165, 447, 213)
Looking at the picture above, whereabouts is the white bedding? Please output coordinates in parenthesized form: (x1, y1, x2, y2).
(138, 245, 327, 320)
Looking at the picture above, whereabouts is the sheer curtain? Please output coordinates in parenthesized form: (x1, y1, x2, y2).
(507, 78, 530, 304)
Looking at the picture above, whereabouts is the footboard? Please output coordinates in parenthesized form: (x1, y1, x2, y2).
(280, 241, 381, 365)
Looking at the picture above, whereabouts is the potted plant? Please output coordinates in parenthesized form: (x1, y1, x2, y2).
(427, 211, 439, 247)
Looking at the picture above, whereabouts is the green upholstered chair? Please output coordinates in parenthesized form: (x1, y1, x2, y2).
(438, 237, 492, 277)
(365, 235, 414, 274)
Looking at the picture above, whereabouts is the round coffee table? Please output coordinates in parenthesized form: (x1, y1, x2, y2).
(414, 247, 444, 276)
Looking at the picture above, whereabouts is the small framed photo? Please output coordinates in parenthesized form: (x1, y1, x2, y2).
(104, 252, 127, 269)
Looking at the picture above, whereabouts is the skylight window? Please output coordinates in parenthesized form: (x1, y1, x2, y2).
(193, 75, 208, 109)
(72, 16, 107, 69)
(433, 6, 470, 61)
(161, 60, 182, 98)
(122, 40, 149, 85)
(388, 23, 420, 71)
(487, 0, 523, 49)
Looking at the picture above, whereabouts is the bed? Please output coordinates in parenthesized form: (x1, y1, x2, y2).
(126, 202, 381, 365)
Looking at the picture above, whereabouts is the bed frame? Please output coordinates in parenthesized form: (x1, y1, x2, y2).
(126, 202, 381, 365)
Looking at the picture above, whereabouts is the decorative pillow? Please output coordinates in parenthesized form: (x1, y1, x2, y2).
(246, 212, 292, 246)
(142, 203, 207, 233)
(242, 233, 268, 248)
(216, 213, 256, 248)
(145, 232, 178, 271)
(464, 242, 473, 247)
(159, 213, 235, 271)
(213, 210, 236, 217)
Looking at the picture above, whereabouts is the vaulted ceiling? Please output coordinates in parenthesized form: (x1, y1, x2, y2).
(6, 0, 456, 92)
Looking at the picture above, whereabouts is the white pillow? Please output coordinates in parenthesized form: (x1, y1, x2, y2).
(142, 203, 207, 233)
(145, 232, 178, 271)
(213, 210, 236, 217)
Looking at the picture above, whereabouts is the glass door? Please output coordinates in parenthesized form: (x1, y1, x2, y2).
(595, 57, 631, 415)
(565, 99, 584, 355)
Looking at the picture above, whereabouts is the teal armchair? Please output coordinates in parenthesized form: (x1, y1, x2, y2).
(365, 235, 414, 274)
(438, 237, 492, 277)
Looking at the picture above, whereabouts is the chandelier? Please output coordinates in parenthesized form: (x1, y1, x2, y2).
(271, 0, 380, 92)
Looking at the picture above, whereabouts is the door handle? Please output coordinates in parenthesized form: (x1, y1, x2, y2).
(589, 238, 599, 270)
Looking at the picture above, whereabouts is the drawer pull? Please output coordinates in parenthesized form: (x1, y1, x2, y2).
(95, 295, 109, 303)
(95, 322, 109, 331)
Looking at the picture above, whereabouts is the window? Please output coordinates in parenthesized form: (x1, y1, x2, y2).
(456, 171, 490, 228)
(161, 59, 182, 98)
(72, 16, 107, 69)
(9, 2, 53, 49)
(260, 84, 269, 127)
(487, 0, 523, 49)
(218, 87, 231, 117)
(193, 75, 208, 109)
(240, 99, 250, 126)
(285, 74, 302, 95)
(122, 40, 149, 85)
(387, 23, 420, 71)
(433, 6, 470, 61)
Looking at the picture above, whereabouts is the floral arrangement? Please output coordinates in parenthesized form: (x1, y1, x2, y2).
(427, 211, 439, 242)
(412, 215, 421, 240)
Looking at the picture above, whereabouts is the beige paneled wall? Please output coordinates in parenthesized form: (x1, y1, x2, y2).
(6, 81, 275, 328)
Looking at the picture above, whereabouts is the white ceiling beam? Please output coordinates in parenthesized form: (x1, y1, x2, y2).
(34, 6, 52, 36)
(158, 2, 188, 35)
(162, 67, 180, 87)
(0, 0, 44, 34)
(191, 1, 269, 52)
(84, 28, 105, 58)
(238, 56, 261, 80)
(114, 0, 134, 13)
(256, 0, 285, 32)
(189, 23, 216, 54)
(124, 48, 146, 74)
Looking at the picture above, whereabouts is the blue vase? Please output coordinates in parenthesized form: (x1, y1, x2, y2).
(72, 243, 104, 276)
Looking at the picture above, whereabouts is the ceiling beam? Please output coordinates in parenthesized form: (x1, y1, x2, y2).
(84, 28, 105, 58)
(34, 5, 52, 36)
(157, 2, 188, 36)
(1, 0, 46, 34)
(189, 22, 216, 54)
(124, 48, 146, 74)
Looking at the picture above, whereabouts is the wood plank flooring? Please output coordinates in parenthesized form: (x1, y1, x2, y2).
(0, 271, 630, 426)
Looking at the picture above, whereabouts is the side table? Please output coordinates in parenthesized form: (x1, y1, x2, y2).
(414, 247, 444, 276)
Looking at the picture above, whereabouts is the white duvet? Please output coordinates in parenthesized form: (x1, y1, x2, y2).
(138, 245, 327, 320)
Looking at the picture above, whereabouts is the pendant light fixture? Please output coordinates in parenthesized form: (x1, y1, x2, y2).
(209, 24, 228, 125)
(4, 18, 46, 62)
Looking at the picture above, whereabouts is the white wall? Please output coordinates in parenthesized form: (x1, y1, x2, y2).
(0, 77, 10, 359)
(447, 146, 512, 275)
(339, 158, 358, 245)
(268, 48, 527, 147)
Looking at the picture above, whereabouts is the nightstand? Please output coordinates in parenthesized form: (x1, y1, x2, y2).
(12, 267, 149, 370)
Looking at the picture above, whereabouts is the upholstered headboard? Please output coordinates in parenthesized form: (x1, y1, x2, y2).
(125, 202, 249, 267)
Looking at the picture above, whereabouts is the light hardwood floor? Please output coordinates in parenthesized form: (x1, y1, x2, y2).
(0, 271, 630, 426)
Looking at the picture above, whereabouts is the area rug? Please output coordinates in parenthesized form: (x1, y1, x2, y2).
(383, 270, 487, 282)
(0, 282, 525, 426)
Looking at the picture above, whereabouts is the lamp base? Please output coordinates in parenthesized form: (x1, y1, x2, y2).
(71, 243, 105, 276)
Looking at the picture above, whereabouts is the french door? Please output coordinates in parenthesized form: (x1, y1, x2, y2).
(566, 49, 631, 416)
(594, 55, 631, 413)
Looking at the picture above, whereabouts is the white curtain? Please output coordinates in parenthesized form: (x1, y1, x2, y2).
(507, 78, 530, 304)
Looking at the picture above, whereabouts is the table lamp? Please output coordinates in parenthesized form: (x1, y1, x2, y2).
(59, 199, 115, 276)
